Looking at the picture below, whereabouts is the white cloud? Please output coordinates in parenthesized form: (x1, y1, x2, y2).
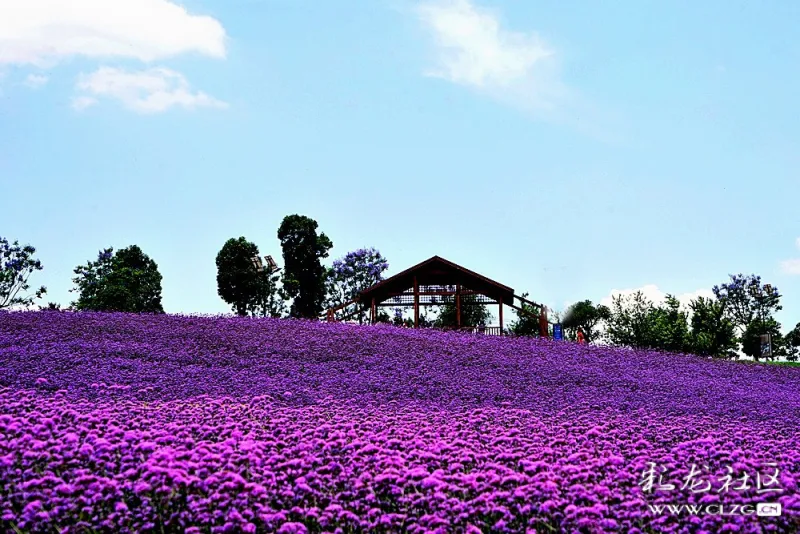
(417, 0, 552, 89)
(780, 259, 800, 276)
(675, 288, 716, 307)
(24, 73, 48, 88)
(75, 67, 227, 113)
(417, 0, 577, 114)
(777, 238, 800, 276)
(71, 95, 97, 111)
(0, 0, 226, 66)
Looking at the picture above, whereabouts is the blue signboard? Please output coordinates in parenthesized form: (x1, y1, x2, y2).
(553, 323, 563, 341)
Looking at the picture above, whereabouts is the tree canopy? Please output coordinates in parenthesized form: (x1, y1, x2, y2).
(278, 215, 333, 319)
(687, 296, 738, 358)
(71, 245, 164, 313)
(561, 300, 610, 344)
(0, 237, 47, 310)
(713, 274, 783, 361)
(605, 291, 660, 349)
(604, 292, 692, 352)
(785, 322, 800, 362)
(216, 237, 284, 317)
(326, 247, 388, 323)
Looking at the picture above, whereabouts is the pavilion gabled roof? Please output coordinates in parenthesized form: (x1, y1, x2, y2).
(358, 256, 515, 305)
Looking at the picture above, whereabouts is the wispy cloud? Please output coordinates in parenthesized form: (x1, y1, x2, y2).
(417, 0, 552, 90)
(71, 96, 97, 111)
(24, 73, 48, 88)
(416, 0, 617, 139)
(0, 0, 226, 113)
(778, 237, 800, 276)
(781, 259, 800, 276)
(0, 0, 225, 66)
(74, 67, 227, 114)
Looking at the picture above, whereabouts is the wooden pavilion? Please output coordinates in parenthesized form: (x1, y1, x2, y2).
(324, 255, 550, 336)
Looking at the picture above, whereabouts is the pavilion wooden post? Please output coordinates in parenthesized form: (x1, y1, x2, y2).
(498, 296, 503, 335)
(539, 306, 549, 338)
(456, 284, 462, 327)
(370, 297, 376, 324)
(413, 276, 419, 328)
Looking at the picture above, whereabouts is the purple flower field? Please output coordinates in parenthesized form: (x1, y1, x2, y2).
(1, 311, 799, 533)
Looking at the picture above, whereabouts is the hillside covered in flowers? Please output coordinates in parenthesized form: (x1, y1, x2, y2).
(1, 311, 799, 533)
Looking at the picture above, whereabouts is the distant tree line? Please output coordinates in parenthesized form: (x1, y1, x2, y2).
(556, 274, 799, 362)
(2, 229, 799, 361)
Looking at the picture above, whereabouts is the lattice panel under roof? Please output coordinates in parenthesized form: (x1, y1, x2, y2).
(381, 285, 497, 307)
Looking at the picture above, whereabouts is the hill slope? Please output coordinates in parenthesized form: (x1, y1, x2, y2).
(1, 312, 799, 533)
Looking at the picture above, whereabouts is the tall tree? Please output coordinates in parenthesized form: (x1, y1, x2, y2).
(741, 318, 784, 361)
(687, 296, 738, 359)
(785, 322, 800, 362)
(218, 237, 260, 316)
(605, 291, 659, 348)
(278, 215, 333, 318)
(249, 269, 286, 318)
(0, 237, 47, 310)
(561, 300, 611, 344)
(650, 295, 691, 353)
(71, 246, 164, 313)
(712, 274, 782, 361)
(713, 274, 782, 334)
(216, 237, 285, 318)
(606, 292, 698, 352)
(326, 247, 389, 323)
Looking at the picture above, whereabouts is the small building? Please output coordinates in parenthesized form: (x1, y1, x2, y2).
(325, 255, 549, 336)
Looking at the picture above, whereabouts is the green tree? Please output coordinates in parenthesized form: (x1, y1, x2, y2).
(216, 237, 260, 316)
(325, 247, 389, 323)
(687, 296, 738, 358)
(215, 237, 284, 317)
(650, 295, 691, 353)
(561, 300, 611, 344)
(784, 322, 800, 362)
(434, 293, 492, 328)
(509, 292, 542, 337)
(0, 237, 47, 309)
(71, 246, 164, 313)
(605, 291, 659, 348)
(787, 322, 800, 346)
(249, 269, 286, 318)
(713, 274, 782, 360)
(741, 317, 784, 361)
(278, 215, 333, 319)
(606, 292, 696, 352)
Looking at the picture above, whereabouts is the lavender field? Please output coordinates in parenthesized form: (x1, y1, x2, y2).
(1, 311, 799, 533)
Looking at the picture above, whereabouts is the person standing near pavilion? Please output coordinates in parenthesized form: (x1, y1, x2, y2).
(577, 327, 586, 345)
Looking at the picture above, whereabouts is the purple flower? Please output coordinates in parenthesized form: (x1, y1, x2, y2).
(1, 311, 799, 533)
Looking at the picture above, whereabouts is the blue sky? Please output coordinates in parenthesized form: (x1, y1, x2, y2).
(1, 0, 799, 330)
